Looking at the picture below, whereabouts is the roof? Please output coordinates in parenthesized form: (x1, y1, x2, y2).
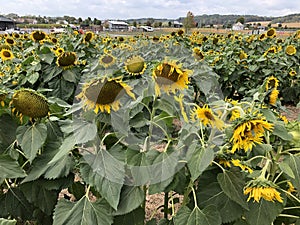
(0, 16, 14, 23)
(233, 22, 244, 26)
(108, 20, 128, 26)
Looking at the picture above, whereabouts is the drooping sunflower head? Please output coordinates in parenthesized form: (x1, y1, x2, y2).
(285, 45, 297, 56)
(0, 49, 14, 61)
(193, 47, 205, 61)
(266, 28, 276, 38)
(5, 37, 16, 45)
(99, 54, 116, 68)
(265, 76, 279, 90)
(152, 59, 192, 95)
(124, 55, 147, 76)
(11, 89, 49, 121)
(30, 30, 47, 42)
(56, 52, 77, 69)
(268, 88, 279, 105)
(83, 31, 95, 43)
(76, 78, 135, 114)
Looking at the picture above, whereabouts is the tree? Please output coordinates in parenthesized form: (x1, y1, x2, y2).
(183, 11, 196, 34)
(236, 16, 245, 24)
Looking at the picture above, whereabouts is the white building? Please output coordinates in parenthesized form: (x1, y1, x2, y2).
(232, 22, 244, 31)
(108, 21, 129, 31)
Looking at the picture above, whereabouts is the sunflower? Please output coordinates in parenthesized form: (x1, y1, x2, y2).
(239, 50, 248, 60)
(0, 49, 14, 61)
(51, 37, 58, 44)
(99, 54, 116, 68)
(191, 105, 224, 130)
(76, 78, 135, 114)
(152, 59, 192, 95)
(230, 118, 273, 153)
(56, 52, 77, 69)
(285, 45, 297, 56)
(265, 76, 279, 90)
(258, 33, 266, 41)
(124, 55, 147, 75)
(244, 179, 283, 203)
(10, 89, 49, 122)
(54, 47, 64, 56)
(269, 88, 279, 105)
(30, 30, 47, 42)
(289, 69, 297, 77)
(83, 31, 95, 43)
(266, 28, 276, 38)
(5, 37, 16, 45)
(231, 159, 253, 173)
(263, 46, 277, 57)
(193, 47, 205, 61)
(0, 91, 7, 107)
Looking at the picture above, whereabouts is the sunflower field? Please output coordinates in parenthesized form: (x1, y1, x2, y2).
(0, 28, 300, 225)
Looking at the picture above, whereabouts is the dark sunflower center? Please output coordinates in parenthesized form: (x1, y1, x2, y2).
(0, 94, 6, 101)
(32, 32, 46, 41)
(268, 48, 275, 54)
(58, 53, 76, 67)
(204, 111, 215, 121)
(85, 80, 124, 105)
(101, 55, 114, 64)
(6, 38, 14, 45)
(84, 33, 93, 42)
(3, 51, 11, 58)
(269, 80, 276, 88)
(155, 63, 181, 85)
(267, 30, 274, 36)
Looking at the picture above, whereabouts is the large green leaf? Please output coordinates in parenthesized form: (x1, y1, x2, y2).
(273, 122, 293, 141)
(244, 199, 283, 225)
(53, 197, 113, 225)
(113, 207, 145, 225)
(16, 123, 47, 162)
(48, 135, 76, 164)
(0, 154, 26, 179)
(0, 114, 17, 151)
(187, 144, 214, 181)
(287, 154, 300, 195)
(80, 150, 125, 210)
(115, 186, 145, 215)
(174, 205, 221, 225)
(0, 218, 17, 225)
(217, 170, 249, 210)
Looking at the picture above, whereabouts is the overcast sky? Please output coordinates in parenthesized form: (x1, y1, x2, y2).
(1, 0, 300, 20)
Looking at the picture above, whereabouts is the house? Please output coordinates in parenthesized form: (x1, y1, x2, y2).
(0, 16, 15, 31)
(108, 21, 128, 31)
(173, 21, 183, 28)
(232, 22, 244, 31)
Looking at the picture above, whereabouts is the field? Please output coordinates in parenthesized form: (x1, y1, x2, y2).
(0, 28, 300, 225)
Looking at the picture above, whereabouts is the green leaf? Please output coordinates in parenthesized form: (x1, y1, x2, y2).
(287, 155, 300, 195)
(80, 150, 125, 210)
(53, 197, 113, 225)
(48, 135, 76, 164)
(0, 218, 17, 225)
(279, 161, 295, 179)
(113, 207, 145, 225)
(273, 123, 293, 141)
(244, 199, 283, 225)
(115, 186, 145, 216)
(0, 154, 26, 179)
(0, 114, 17, 151)
(217, 170, 249, 210)
(174, 205, 221, 225)
(27, 72, 39, 84)
(62, 70, 77, 83)
(16, 123, 47, 162)
(187, 145, 214, 181)
(71, 120, 97, 144)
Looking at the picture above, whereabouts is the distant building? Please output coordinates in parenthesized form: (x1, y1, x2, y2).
(108, 21, 128, 31)
(0, 16, 15, 30)
(232, 22, 244, 31)
(173, 21, 183, 28)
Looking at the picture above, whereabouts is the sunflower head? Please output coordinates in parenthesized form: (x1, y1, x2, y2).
(5, 37, 15, 45)
(30, 30, 47, 42)
(55, 47, 64, 56)
(258, 33, 266, 41)
(124, 55, 147, 75)
(268, 88, 279, 105)
(239, 50, 248, 60)
(285, 45, 297, 56)
(289, 69, 297, 77)
(266, 28, 276, 38)
(56, 52, 77, 69)
(152, 59, 191, 95)
(83, 31, 95, 43)
(193, 47, 204, 61)
(0, 49, 14, 61)
(99, 54, 116, 68)
(265, 76, 279, 90)
(0, 90, 7, 107)
(76, 78, 135, 114)
(11, 89, 49, 121)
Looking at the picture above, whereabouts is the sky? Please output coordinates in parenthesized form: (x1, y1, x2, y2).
(1, 0, 300, 20)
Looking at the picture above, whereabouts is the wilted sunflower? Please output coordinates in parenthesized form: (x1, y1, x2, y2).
(285, 45, 297, 56)
(193, 47, 205, 61)
(30, 30, 47, 42)
(5, 37, 16, 45)
(191, 104, 224, 130)
(76, 78, 135, 114)
(83, 31, 95, 43)
(152, 59, 192, 95)
(56, 52, 77, 69)
(269, 88, 279, 105)
(0, 49, 14, 61)
(99, 54, 116, 68)
(265, 76, 279, 90)
(266, 28, 276, 38)
(289, 69, 297, 77)
(10, 89, 49, 122)
(230, 118, 273, 153)
(0, 90, 7, 107)
(244, 179, 283, 203)
(124, 55, 147, 75)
